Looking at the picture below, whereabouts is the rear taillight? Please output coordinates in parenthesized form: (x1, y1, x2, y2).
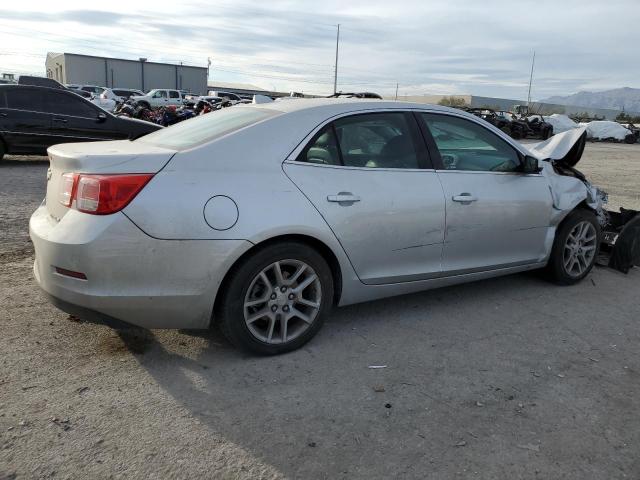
(59, 174, 154, 215)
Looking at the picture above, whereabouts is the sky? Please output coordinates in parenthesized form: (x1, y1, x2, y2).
(1, 0, 638, 99)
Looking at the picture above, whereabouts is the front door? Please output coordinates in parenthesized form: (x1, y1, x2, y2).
(419, 112, 553, 275)
(45, 90, 125, 143)
(284, 111, 446, 285)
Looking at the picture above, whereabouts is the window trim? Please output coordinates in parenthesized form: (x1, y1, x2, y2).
(294, 111, 433, 170)
(416, 112, 526, 173)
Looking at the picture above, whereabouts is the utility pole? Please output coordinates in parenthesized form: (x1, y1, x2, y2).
(395, 82, 399, 100)
(527, 51, 536, 110)
(333, 24, 340, 94)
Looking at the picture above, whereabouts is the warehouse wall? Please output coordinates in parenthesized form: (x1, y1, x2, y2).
(49, 54, 207, 94)
(105, 59, 142, 89)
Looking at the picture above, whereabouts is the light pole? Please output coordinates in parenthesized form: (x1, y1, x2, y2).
(333, 24, 340, 94)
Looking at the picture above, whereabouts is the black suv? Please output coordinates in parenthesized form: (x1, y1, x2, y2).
(0, 85, 162, 160)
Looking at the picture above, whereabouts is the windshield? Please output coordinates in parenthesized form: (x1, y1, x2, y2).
(136, 106, 279, 150)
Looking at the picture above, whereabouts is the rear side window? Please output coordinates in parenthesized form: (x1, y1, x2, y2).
(169, 91, 180, 99)
(43, 91, 97, 118)
(137, 106, 278, 150)
(299, 126, 341, 166)
(6, 89, 46, 111)
(297, 112, 423, 169)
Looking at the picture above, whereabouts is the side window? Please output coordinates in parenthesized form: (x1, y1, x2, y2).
(6, 89, 45, 112)
(333, 113, 420, 169)
(297, 126, 341, 166)
(44, 91, 98, 117)
(421, 113, 521, 172)
(153, 90, 167, 98)
(169, 90, 180, 99)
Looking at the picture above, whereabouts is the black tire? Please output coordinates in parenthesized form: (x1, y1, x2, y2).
(546, 209, 601, 285)
(216, 242, 334, 355)
(138, 101, 150, 110)
(510, 127, 523, 140)
(542, 126, 553, 140)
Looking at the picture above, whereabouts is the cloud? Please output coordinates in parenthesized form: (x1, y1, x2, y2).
(1, 0, 638, 98)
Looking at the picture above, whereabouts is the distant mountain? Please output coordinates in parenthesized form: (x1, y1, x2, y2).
(542, 87, 640, 112)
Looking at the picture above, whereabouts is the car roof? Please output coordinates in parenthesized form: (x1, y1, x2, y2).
(256, 97, 458, 116)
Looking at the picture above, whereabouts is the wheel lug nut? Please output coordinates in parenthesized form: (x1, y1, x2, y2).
(288, 293, 295, 300)
(283, 305, 290, 312)
(270, 293, 277, 300)
(271, 305, 278, 312)
(280, 286, 287, 293)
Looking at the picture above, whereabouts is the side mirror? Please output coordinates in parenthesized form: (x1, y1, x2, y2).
(97, 112, 107, 123)
(522, 155, 542, 174)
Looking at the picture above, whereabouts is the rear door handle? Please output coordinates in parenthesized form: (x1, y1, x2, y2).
(452, 193, 478, 203)
(52, 117, 68, 123)
(0, 112, 7, 117)
(327, 192, 361, 204)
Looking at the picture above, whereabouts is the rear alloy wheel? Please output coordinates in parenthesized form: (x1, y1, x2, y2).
(547, 210, 600, 285)
(217, 242, 333, 354)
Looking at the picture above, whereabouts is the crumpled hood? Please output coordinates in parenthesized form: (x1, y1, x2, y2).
(526, 127, 605, 218)
(526, 127, 587, 167)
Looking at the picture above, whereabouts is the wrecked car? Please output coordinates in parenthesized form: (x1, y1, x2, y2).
(30, 100, 639, 355)
(466, 107, 528, 139)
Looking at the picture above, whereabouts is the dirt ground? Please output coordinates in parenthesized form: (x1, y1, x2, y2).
(1, 144, 639, 479)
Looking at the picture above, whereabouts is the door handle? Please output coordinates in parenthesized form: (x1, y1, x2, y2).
(0, 112, 7, 117)
(327, 192, 361, 204)
(452, 193, 478, 203)
(52, 117, 68, 123)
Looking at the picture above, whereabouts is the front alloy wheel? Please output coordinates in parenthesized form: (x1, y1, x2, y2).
(547, 209, 601, 285)
(562, 221, 597, 278)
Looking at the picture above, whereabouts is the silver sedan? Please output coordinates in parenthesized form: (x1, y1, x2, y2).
(30, 99, 603, 354)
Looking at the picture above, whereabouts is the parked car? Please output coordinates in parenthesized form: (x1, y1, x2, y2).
(0, 85, 162, 160)
(18, 75, 66, 89)
(207, 90, 242, 102)
(31, 100, 617, 355)
(130, 89, 187, 109)
(466, 107, 528, 139)
(112, 88, 145, 101)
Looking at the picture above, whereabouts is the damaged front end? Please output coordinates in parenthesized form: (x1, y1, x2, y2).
(528, 128, 640, 273)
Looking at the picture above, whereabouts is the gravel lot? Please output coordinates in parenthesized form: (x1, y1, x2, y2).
(1, 144, 639, 479)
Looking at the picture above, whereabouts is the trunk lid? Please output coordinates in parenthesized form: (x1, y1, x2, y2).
(526, 127, 587, 167)
(45, 140, 176, 221)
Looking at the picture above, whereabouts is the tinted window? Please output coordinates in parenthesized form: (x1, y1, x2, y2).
(298, 126, 341, 165)
(152, 90, 167, 98)
(44, 91, 98, 117)
(169, 90, 180, 98)
(6, 89, 46, 111)
(112, 89, 128, 97)
(421, 113, 521, 172)
(333, 113, 420, 169)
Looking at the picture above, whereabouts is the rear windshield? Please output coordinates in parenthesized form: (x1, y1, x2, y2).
(136, 107, 278, 150)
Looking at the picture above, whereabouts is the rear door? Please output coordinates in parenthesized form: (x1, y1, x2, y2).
(168, 90, 182, 106)
(0, 86, 55, 153)
(284, 111, 446, 285)
(45, 89, 126, 142)
(419, 112, 553, 275)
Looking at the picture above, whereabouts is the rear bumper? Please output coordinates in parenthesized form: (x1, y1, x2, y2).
(30, 205, 252, 329)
